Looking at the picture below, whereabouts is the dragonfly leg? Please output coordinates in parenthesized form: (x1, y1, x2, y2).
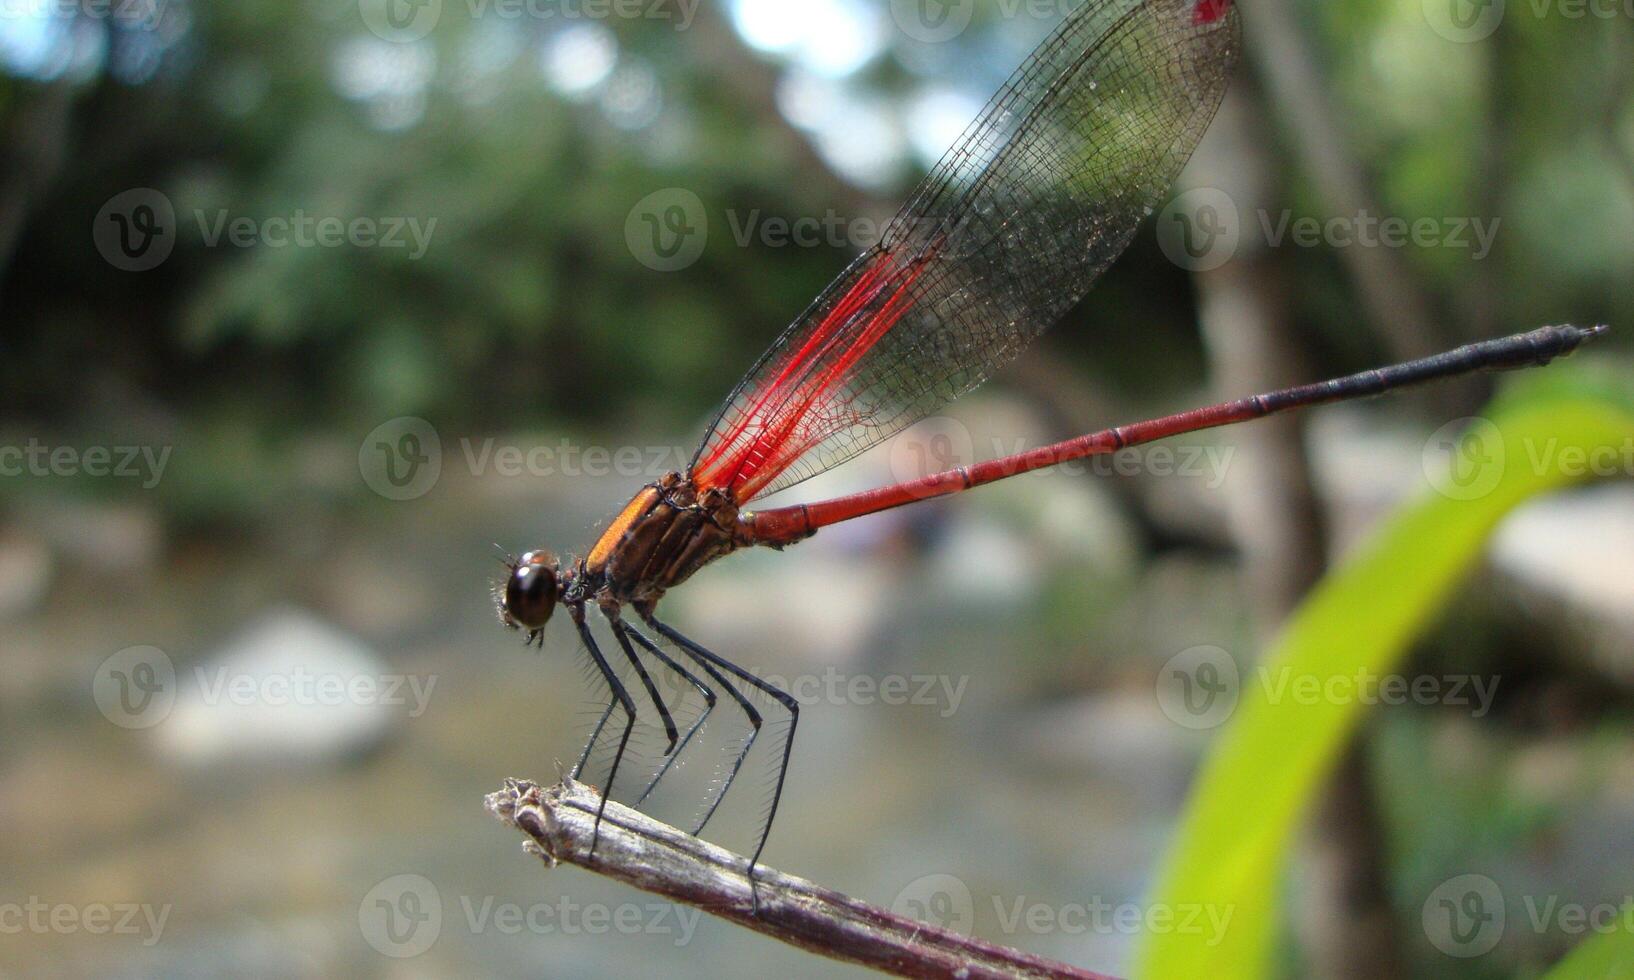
(572, 699, 615, 781)
(634, 614, 760, 838)
(686, 657, 756, 836)
(617, 620, 718, 807)
(641, 609, 799, 915)
(602, 604, 679, 754)
(570, 605, 636, 858)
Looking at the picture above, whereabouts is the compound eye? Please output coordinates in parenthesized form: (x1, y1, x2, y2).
(504, 557, 557, 630)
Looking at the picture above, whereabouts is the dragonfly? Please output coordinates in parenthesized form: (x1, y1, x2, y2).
(495, 0, 1604, 905)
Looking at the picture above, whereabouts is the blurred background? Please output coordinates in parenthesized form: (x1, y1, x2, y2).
(2, 0, 1632, 976)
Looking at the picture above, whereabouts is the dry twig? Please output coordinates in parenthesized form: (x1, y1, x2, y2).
(486, 778, 1116, 980)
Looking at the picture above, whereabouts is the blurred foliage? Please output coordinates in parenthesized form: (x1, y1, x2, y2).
(1, 0, 1629, 527)
(1138, 365, 1634, 978)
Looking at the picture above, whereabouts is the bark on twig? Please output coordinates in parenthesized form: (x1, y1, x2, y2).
(486, 778, 1116, 980)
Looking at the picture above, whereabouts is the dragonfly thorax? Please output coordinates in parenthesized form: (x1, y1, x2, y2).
(576, 472, 751, 608)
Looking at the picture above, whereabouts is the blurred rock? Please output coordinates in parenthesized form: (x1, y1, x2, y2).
(1490, 484, 1634, 683)
(1306, 410, 1425, 552)
(0, 530, 52, 618)
(1492, 484, 1634, 622)
(320, 546, 440, 637)
(25, 499, 163, 572)
(928, 515, 1041, 607)
(1016, 686, 1195, 795)
(157, 609, 408, 767)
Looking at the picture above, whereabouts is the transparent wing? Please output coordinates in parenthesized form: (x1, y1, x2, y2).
(691, 0, 1239, 501)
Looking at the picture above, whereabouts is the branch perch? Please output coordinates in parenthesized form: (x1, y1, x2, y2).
(486, 778, 1116, 980)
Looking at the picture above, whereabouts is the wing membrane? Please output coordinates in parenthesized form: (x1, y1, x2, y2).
(692, 0, 1239, 501)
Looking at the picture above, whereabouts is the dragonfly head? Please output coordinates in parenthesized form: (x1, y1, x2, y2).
(497, 549, 560, 644)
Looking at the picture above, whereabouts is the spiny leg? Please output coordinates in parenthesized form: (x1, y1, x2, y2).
(642, 609, 799, 913)
(638, 612, 761, 837)
(602, 604, 680, 754)
(617, 620, 718, 806)
(570, 606, 636, 857)
(571, 627, 619, 778)
(573, 699, 615, 780)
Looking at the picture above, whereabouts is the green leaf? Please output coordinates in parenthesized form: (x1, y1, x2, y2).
(1542, 910, 1634, 979)
(1137, 369, 1634, 979)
